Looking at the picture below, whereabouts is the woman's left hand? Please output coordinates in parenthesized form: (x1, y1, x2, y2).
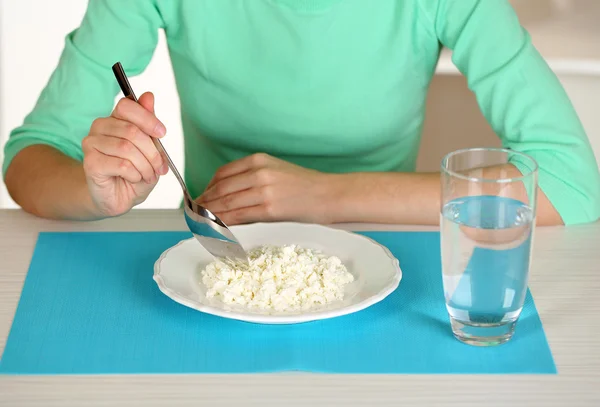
(197, 153, 336, 225)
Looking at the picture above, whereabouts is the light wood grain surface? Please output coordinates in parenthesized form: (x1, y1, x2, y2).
(0, 209, 598, 406)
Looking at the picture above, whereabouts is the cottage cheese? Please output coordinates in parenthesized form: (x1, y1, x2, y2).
(201, 244, 354, 312)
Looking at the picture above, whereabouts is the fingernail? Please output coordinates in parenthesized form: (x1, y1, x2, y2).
(154, 122, 167, 138)
(160, 162, 168, 175)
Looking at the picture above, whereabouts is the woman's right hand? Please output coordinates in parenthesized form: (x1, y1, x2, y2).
(82, 92, 169, 218)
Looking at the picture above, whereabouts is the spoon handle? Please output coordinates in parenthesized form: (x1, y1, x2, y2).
(111, 62, 191, 200)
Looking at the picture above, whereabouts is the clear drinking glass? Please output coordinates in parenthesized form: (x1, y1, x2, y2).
(440, 147, 538, 346)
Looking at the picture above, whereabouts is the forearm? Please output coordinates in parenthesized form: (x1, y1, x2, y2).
(327, 169, 563, 226)
(326, 172, 440, 225)
(4, 145, 100, 220)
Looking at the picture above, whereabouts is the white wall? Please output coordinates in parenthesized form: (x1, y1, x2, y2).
(1, 0, 599, 209)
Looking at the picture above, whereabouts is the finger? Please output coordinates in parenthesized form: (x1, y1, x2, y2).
(215, 205, 272, 226)
(90, 118, 167, 175)
(112, 95, 166, 139)
(138, 91, 155, 114)
(84, 135, 157, 183)
(206, 153, 270, 191)
(84, 153, 142, 184)
(201, 187, 267, 214)
(200, 169, 271, 202)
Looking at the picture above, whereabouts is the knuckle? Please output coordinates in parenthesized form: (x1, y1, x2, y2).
(214, 167, 226, 179)
(81, 136, 92, 151)
(124, 123, 139, 140)
(255, 168, 272, 184)
(119, 159, 132, 171)
(118, 139, 133, 154)
(90, 118, 104, 132)
(214, 183, 228, 197)
(221, 193, 234, 210)
(251, 153, 267, 166)
(263, 202, 276, 218)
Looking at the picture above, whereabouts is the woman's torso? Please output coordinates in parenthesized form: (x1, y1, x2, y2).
(157, 0, 441, 197)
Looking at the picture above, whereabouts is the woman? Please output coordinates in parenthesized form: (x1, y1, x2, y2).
(4, 0, 600, 226)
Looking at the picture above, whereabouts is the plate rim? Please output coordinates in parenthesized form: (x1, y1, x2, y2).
(153, 222, 402, 324)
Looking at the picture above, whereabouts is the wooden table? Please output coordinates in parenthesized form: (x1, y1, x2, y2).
(0, 209, 598, 406)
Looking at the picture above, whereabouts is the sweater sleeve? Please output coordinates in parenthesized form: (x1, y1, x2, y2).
(3, 0, 163, 176)
(432, 0, 600, 224)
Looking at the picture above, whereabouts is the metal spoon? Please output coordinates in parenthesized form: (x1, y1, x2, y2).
(112, 62, 248, 262)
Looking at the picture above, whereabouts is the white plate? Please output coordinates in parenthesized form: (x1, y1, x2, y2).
(153, 222, 401, 324)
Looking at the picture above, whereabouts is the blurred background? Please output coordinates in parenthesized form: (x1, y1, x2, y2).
(1, 0, 599, 210)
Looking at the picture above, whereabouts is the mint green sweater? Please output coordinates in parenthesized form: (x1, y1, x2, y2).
(4, 0, 600, 224)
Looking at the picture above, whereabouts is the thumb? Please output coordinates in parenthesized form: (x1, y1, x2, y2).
(138, 91, 155, 114)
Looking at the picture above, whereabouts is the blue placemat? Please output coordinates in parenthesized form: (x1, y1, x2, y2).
(0, 231, 556, 374)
